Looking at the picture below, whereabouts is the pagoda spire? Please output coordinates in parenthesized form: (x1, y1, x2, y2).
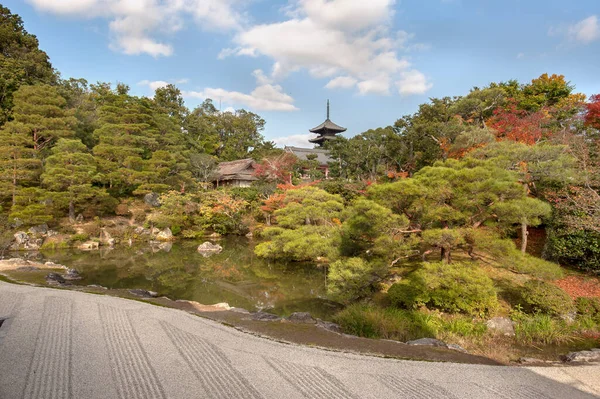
(309, 100, 346, 147)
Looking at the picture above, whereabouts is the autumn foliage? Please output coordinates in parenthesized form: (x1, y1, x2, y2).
(585, 94, 600, 130)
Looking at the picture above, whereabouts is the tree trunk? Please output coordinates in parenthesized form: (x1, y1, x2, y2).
(521, 220, 528, 254)
(69, 200, 75, 223)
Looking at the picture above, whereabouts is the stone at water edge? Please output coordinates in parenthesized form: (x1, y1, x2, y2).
(129, 289, 159, 298)
(46, 273, 66, 284)
(78, 241, 99, 250)
(486, 317, 516, 337)
(156, 228, 174, 241)
(287, 312, 317, 324)
(63, 269, 82, 281)
(14, 232, 29, 245)
(197, 242, 223, 253)
(563, 349, 600, 363)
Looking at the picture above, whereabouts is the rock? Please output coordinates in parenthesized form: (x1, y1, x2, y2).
(75, 213, 84, 223)
(134, 226, 150, 235)
(446, 343, 467, 353)
(11, 217, 23, 228)
(486, 317, 515, 337)
(406, 337, 467, 352)
(129, 289, 158, 298)
(208, 232, 221, 238)
(151, 227, 161, 235)
(28, 224, 49, 235)
(563, 349, 600, 363)
(316, 320, 342, 334)
(144, 192, 161, 207)
(245, 232, 253, 238)
(63, 269, 82, 281)
(287, 312, 316, 324)
(197, 242, 223, 253)
(406, 338, 448, 347)
(46, 230, 59, 237)
(14, 232, 29, 245)
(251, 312, 281, 321)
(87, 284, 108, 290)
(78, 241, 99, 250)
(46, 272, 66, 284)
(156, 228, 174, 241)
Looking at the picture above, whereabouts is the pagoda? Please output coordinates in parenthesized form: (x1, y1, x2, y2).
(309, 100, 346, 147)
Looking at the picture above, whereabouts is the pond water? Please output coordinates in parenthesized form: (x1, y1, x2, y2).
(3, 237, 343, 319)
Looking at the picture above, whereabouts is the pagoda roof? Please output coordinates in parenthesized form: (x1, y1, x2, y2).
(309, 118, 347, 133)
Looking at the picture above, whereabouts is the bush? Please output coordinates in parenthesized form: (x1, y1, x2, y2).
(388, 262, 498, 316)
(520, 280, 574, 316)
(327, 258, 384, 302)
(546, 229, 600, 273)
(575, 297, 600, 318)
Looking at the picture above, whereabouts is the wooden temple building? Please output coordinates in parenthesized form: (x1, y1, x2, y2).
(308, 100, 347, 147)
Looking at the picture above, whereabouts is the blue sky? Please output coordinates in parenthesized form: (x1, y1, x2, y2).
(5, 0, 600, 147)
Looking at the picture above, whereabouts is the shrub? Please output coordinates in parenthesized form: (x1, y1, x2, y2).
(327, 258, 385, 302)
(520, 280, 574, 316)
(388, 262, 498, 316)
(546, 228, 600, 274)
(575, 297, 600, 318)
(70, 233, 89, 242)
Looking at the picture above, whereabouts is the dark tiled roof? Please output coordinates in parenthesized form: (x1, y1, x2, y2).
(284, 146, 332, 166)
(309, 118, 347, 133)
(215, 159, 258, 182)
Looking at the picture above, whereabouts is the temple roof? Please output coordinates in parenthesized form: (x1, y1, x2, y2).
(309, 100, 346, 134)
(215, 159, 258, 182)
(309, 119, 347, 133)
(285, 146, 332, 166)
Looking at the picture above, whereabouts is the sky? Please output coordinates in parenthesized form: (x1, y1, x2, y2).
(5, 0, 600, 147)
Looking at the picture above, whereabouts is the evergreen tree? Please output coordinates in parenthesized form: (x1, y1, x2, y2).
(41, 138, 103, 221)
(0, 6, 56, 126)
(10, 84, 75, 153)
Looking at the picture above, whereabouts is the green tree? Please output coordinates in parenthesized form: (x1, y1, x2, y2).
(41, 138, 109, 221)
(0, 6, 56, 126)
(9, 84, 75, 153)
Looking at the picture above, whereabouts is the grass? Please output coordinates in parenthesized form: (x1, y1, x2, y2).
(333, 304, 488, 343)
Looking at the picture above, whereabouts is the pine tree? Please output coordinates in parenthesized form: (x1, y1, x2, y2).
(41, 138, 104, 221)
(0, 122, 41, 205)
(10, 84, 75, 153)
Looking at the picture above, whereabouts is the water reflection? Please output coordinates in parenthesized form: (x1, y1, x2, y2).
(7, 237, 341, 319)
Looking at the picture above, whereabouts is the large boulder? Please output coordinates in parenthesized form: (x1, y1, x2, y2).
(156, 228, 174, 241)
(28, 224, 49, 235)
(197, 242, 223, 253)
(144, 192, 161, 207)
(14, 232, 29, 245)
(486, 317, 515, 337)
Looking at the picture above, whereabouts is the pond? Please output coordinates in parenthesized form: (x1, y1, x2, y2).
(2, 237, 343, 320)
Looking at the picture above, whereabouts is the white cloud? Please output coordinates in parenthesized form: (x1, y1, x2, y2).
(138, 78, 188, 91)
(568, 15, 600, 44)
(26, 0, 242, 57)
(272, 134, 316, 148)
(183, 70, 298, 112)
(222, 0, 430, 96)
(325, 76, 358, 89)
(396, 70, 433, 95)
